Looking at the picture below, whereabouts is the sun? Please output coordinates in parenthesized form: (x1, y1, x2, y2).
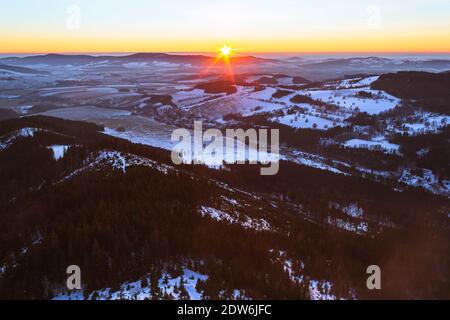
(219, 45, 232, 57)
(202, 45, 237, 82)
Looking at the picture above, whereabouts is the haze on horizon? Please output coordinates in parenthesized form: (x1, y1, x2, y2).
(1, 0, 450, 54)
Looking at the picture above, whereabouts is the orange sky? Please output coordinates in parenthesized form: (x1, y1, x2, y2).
(1, 0, 450, 54)
(2, 31, 450, 54)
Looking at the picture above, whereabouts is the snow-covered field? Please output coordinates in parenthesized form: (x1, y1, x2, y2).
(344, 138, 400, 154)
(184, 76, 399, 131)
(103, 127, 174, 150)
(334, 76, 380, 89)
(301, 89, 399, 115)
(395, 113, 450, 135)
(37, 106, 132, 121)
(105, 126, 280, 169)
(173, 89, 227, 109)
(273, 113, 338, 130)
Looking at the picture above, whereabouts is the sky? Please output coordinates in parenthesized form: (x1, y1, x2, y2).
(1, 0, 450, 53)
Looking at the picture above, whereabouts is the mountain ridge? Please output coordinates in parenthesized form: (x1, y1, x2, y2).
(0, 52, 277, 66)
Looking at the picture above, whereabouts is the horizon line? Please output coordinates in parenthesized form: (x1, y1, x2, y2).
(1, 51, 450, 56)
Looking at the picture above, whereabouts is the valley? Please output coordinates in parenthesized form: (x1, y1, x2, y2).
(1, 53, 449, 300)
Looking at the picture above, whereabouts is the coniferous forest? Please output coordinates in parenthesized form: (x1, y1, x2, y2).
(0, 116, 449, 300)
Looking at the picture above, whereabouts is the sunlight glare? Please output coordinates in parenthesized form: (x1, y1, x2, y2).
(219, 45, 232, 57)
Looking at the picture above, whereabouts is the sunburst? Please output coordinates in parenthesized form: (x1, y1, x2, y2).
(200, 45, 238, 82)
(219, 45, 233, 57)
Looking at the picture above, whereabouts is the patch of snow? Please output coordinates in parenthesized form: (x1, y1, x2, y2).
(282, 149, 349, 175)
(416, 148, 430, 158)
(59, 150, 172, 182)
(271, 250, 337, 300)
(335, 76, 379, 89)
(222, 196, 240, 206)
(310, 280, 336, 300)
(327, 217, 368, 234)
(400, 113, 449, 135)
(343, 204, 364, 218)
(230, 289, 250, 300)
(0, 127, 39, 151)
(123, 62, 148, 68)
(400, 169, 450, 197)
(276, 77, 294, 85)
(330, 203, 364, 218)
(200, 206, 272, 232)
(0, 264, 6, 277)
(245, 75, 273, 83)
(157, 269, 207, 300)
(48, 145, 69, 160)
(53, 268, 208, 300)
(200, 206, 234, 223)
(0, 95, 19, 99)
(153, 61, 187, 68)
(16, 105, 33, 114)
(52, 290, 85, 301)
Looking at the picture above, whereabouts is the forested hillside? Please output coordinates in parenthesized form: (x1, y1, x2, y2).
(0, 117, 449, 300)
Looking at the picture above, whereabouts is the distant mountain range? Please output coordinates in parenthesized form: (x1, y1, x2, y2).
(284, 56, 450, 81)
(2, 53, 449, 81)
(0, 53, 276, 66)
(299, 56, 450, 70)
(0, 63, 50, 74)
